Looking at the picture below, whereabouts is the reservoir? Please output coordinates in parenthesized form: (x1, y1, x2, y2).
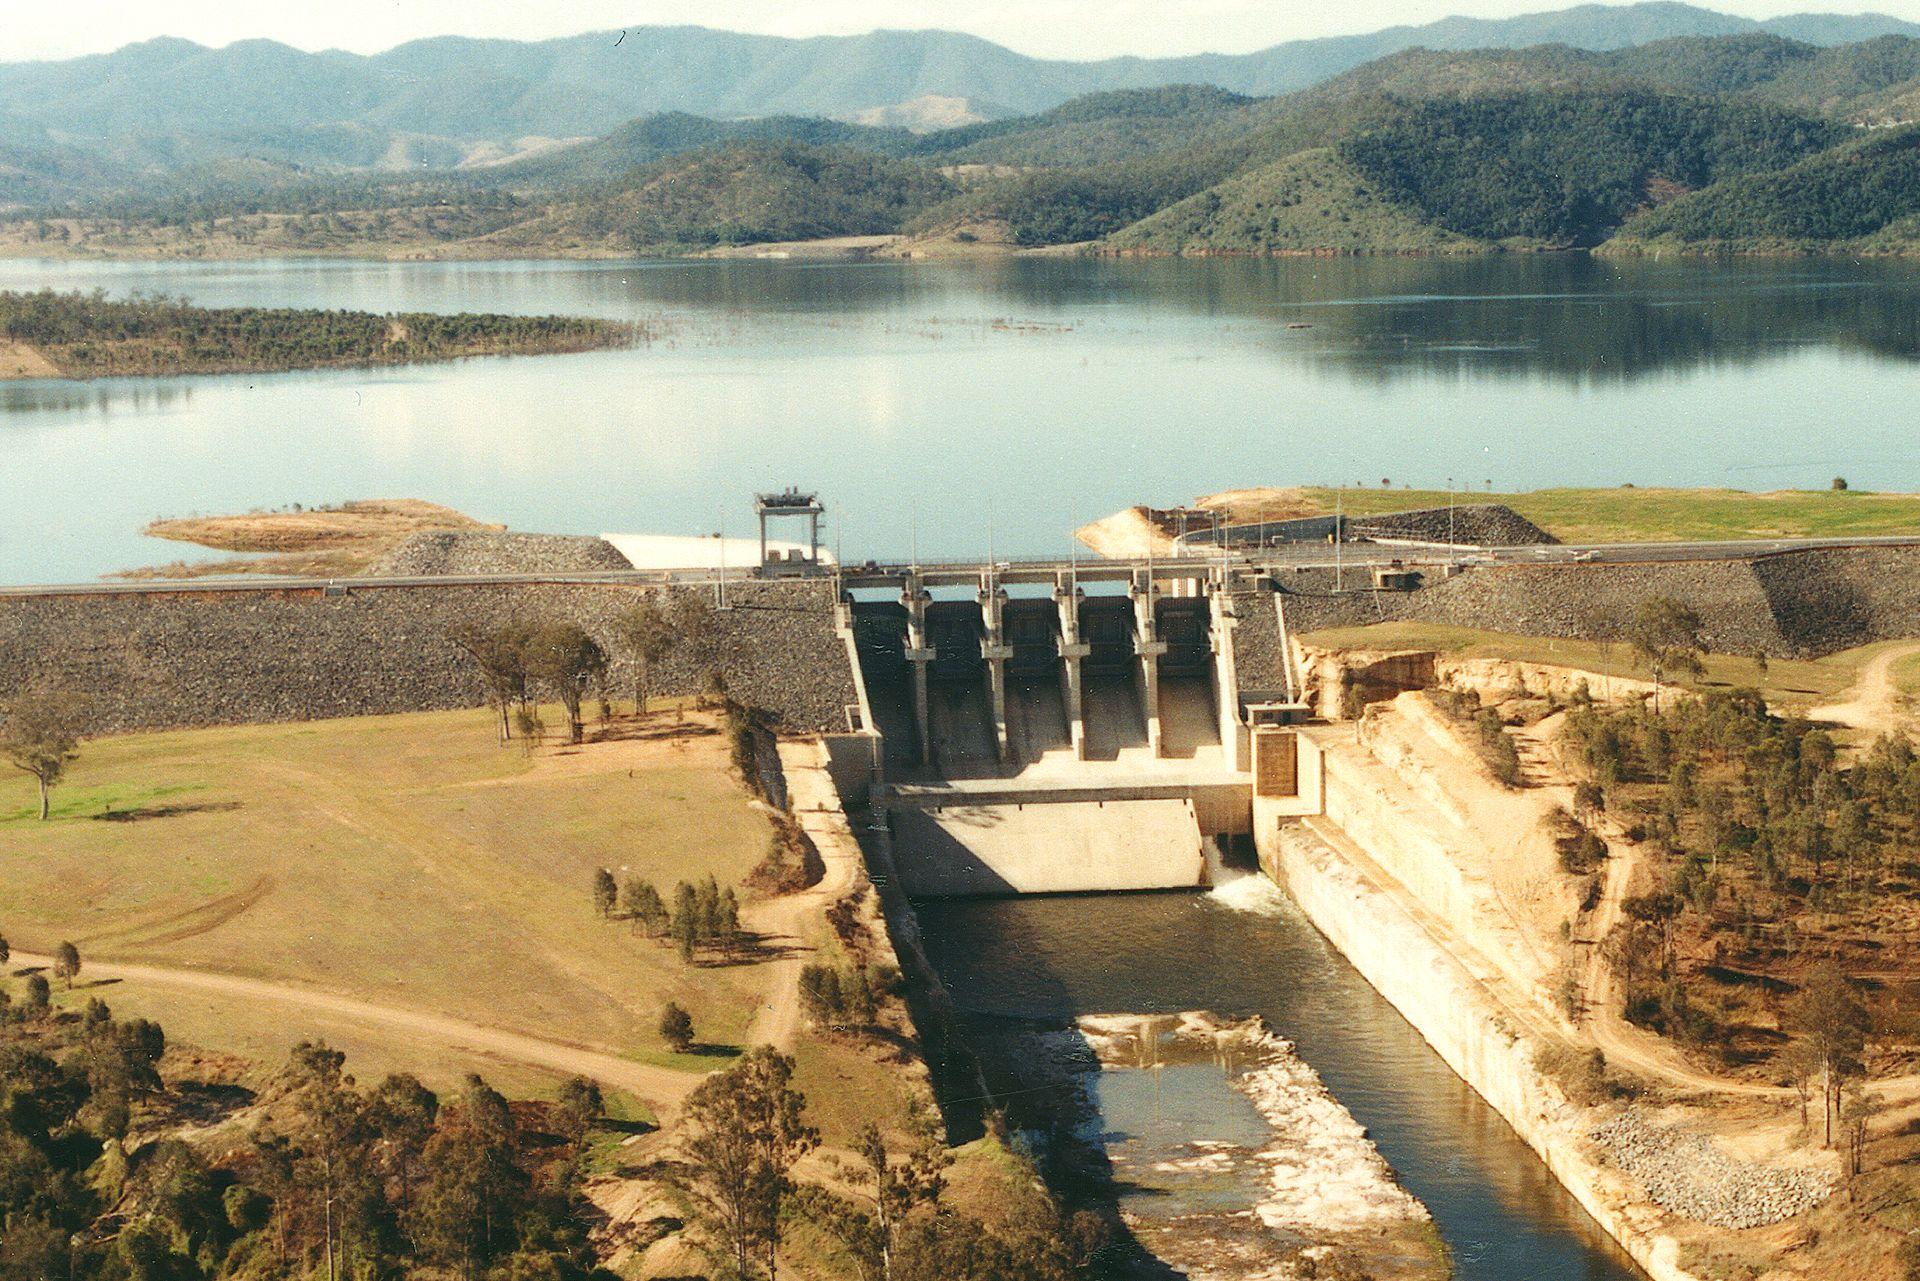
(3, 253, 1920, 583)
(915, 881, 1643, 1280)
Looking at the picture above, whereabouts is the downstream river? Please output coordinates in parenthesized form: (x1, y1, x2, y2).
(916, 881, 1643, 1280)
(4, 254, 1920, 582)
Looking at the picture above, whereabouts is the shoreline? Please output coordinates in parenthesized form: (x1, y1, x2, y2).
(6, 232, 1918, 266)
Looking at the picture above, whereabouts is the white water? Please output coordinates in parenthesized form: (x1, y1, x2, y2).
(1207, 862, 1291, 914)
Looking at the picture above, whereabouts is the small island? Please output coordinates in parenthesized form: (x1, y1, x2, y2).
(0, 288, 638, 380)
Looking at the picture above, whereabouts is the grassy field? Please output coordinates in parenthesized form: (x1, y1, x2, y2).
(0, 705, 777, 1092)
(1896, 649, 1920, 698)
(1296, 621, 1908, 712)
(1206, 485, 1920, 543)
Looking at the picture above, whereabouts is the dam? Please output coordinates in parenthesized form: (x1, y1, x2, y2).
(844, 558, 1296, 899)
(11, 506, 1909, 1281)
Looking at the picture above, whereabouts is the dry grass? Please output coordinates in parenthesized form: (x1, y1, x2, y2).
(1295, 620, 1913, 714)
(1203, 485, 1920, 543)
(0, 705, 776, 1089)
(115, 498, 498, 579)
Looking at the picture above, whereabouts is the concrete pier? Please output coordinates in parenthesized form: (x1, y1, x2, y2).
(1056, 580, 1089, 761)
(1133, 572, 1166, 757)
(979, 576, 1012, 764)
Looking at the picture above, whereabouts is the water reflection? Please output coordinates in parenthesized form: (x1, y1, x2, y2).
(3, 254, 1919, 583)
(914, 890, 1645, 1281)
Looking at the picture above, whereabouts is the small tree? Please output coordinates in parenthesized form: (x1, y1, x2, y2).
(621, 876, 668, 936)
(24, 972, 50, 1015)
(1832, 476, 1849, 491)
(613, 597, 676, 716)
(592, 868, 618, 919)
(660, 1002, 695, 1053)
(677, 1047, 818, 1281)
(525, 622, 609, 745)
(1791, 962, 1869, 1147)
(0, 933, 9, 971)
(1629, 597, 1706, 710)
(554, 1076, 602, 1145)
(672, 881, 701, 964)
(1, 690, 83, 821)
(53, 940, 80, 989)
(449, 619, 534, 745)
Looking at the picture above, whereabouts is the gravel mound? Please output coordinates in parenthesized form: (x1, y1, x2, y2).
(1352, 504, 1557, 547)
(371, 532, 632, 576)
(1590, 1111, 1832, 1228)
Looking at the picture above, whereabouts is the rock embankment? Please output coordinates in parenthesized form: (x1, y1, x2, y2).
(1354, 503, 1557, 548)
(1271, 544, 1920, 659)
(1590, 1111, 1833, 1229)
(371, 531, 633, 576)
(0, 580, 857, 736)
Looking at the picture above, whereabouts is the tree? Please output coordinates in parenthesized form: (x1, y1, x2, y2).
(672, 882, 701, 964)
(1790, 962, 1869, 1147)
(365, 1073, 438, 1223)
(677, 1047, 818, 1281)
(1, 689, 83, 820)
(845, 1104, 948, 1281)
(613, 597, 676, 715)
(621, 877, 668, 936)
(1629, 597, 1706, 709)
(591, 868, 617, 919)
(0, 933, 9, 971)
(1833, 476, 1849, 491)
(414, 1074, 526, 1279)
(553, 1077, 602, 1146)
(450, 620, 534, 745)
(53, 941, 80, 989)
(525, 623, 608, 745)
(660, 1002, 695, 1054)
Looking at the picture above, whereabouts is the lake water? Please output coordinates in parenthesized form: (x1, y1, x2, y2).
(3, 253, 1918, 583)
(915, 881, 1644, 1280)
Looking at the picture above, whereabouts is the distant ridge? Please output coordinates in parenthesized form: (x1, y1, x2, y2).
(1, 2, 1917, 177)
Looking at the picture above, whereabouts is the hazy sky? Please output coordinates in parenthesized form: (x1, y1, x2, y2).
(7, 0, 1920, 62)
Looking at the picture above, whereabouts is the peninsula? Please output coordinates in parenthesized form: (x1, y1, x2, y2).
(0, 289, 637, 380)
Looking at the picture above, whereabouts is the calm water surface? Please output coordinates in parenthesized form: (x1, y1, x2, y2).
(2, 253, 1918, 582)
(915, 885, 1643, 1281)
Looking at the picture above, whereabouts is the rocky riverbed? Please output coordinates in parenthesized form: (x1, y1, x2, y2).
(1071, 1012, 1446, 1281)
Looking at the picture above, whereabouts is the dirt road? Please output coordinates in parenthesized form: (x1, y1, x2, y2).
(742, 743, 867, 1052)
(1808, 641, 1920, 737)
(12, 950, 702, 1114)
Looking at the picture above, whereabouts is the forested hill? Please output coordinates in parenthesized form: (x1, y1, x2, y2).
(2, 1, 1917, 192)
(1608, 125, 1920, 252)
(6, 28, 1920, 260)
(486, 144, 959, 253)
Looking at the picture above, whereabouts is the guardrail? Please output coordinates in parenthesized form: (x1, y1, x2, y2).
(5, 535, 1920, 600)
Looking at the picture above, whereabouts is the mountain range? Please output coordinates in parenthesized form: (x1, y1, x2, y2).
(4, 1, 1920, 182)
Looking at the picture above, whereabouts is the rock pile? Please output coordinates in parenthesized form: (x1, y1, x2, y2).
(1589, 1111, 1833, 1229)
(1353, 504, 1556, 548)
(371, 532, 632, 576)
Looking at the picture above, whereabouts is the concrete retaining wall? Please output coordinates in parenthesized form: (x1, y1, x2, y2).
(0, 579, 858, 736)
(891, 798, 1206, 897)
(1265, 824, 1699, 1281)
